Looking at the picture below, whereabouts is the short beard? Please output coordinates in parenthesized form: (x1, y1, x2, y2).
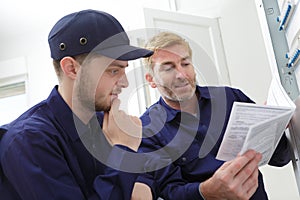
(159, 78, 196, 102)
(95, 103, 111, 112)
(163, 86, 196, 102)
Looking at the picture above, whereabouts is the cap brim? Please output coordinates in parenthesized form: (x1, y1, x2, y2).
(93, 45, 153, 61)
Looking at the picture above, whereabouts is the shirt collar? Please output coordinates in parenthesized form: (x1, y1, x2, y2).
(46, 86, 103, 142)
(198, 85, 213, 100)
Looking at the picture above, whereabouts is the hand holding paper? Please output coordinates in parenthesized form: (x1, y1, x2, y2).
(216, 102, 295, 166)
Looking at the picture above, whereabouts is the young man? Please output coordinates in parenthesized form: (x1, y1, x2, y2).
(0, 9, 153, 200)
(132, 32, 291, 200)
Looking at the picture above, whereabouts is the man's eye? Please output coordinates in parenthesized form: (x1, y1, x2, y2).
(182, 62, 191, 67)
(110, 69, 119, 75)
(162, 65, 173, 72)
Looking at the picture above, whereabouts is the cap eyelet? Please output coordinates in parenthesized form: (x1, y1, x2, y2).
(80, 37, 88, 45)
(59, 43, 66, 51)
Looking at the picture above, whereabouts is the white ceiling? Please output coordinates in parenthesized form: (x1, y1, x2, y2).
(0, 0, 223, 59)
(0, 0, 222, 40)
(0, 0, 152, 43)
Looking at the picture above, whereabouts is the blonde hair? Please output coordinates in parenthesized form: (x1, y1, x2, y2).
(143, 31, 192, 73)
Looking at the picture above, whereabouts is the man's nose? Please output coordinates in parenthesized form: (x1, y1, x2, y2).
(175, 65, 186, 79)
(118, 74, 129, 88)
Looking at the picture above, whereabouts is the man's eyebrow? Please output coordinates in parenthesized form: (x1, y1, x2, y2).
(159, 56, 191, 65)
(182, 56, 191, 61)
(160, 61, 173, 66)
(109, 62, 128, 68)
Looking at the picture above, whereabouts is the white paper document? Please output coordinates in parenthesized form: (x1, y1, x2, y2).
(216, 102, 295, 166)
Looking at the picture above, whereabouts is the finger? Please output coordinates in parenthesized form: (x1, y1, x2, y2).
(102, 112, 113, 145)
(130, 116, 142, 138)
(102, 112, 109, 130)
(132, 182, 152, 200)
(218, 159, 233, 171)
(218, 150, 257, 177)
(220, 150, 256, 179)
(130, 116, 142, 126)
(244, 168, 259, 198)
(111, 98, 121, 115)
(110, 99, 122, 126)
(233, 152, 261, 184)
(235, 149, 258, 169)
(237, 149, 257, 157)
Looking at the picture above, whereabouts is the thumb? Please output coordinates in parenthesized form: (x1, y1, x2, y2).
(102, 111, 109, 130)
(111, 99, 121, 115)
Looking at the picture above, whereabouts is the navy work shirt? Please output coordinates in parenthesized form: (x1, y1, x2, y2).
(138, 86, 291, 200)
(0, 86, 139, 200)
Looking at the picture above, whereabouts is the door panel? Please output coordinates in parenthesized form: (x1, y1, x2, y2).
(144, 8, 230, 86)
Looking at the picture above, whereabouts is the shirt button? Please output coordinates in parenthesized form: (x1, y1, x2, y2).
(182, 157, 187, 162)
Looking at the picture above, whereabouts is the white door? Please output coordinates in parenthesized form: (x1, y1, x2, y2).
(144, 8, 230, 86)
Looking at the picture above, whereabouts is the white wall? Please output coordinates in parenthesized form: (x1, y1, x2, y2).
(0, 33, 56, 109)
(219, 0, 272, 104)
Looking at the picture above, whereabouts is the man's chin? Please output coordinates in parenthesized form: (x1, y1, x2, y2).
(170, 93, 195, 102)
(95, 104, 111, 112)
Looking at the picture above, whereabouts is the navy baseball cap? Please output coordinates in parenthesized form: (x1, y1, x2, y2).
(48, 9, 153, 60)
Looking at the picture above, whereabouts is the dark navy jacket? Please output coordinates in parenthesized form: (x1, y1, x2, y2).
(138, 86, 291, 200)
(0, 86, 139, 200)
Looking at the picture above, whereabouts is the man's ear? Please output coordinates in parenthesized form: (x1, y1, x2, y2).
(145, 73, 157, 88)
(60, 57, 79, 80)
